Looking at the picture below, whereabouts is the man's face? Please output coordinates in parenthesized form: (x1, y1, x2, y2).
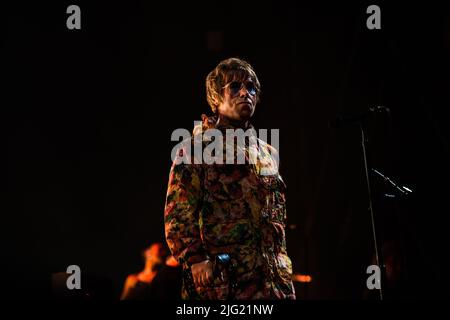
(217, 77, 257, 122)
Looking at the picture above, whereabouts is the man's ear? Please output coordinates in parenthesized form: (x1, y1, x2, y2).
(212, 97, 222, 114)
(212, 95, 221, 107)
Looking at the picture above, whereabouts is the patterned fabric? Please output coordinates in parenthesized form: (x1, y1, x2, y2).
(164, 115, 296, 300)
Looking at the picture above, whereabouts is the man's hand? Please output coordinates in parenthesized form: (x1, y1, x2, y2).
(191, 259, 213, 287)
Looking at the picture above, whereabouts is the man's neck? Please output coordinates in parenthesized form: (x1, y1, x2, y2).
(216, 115, 249, 129)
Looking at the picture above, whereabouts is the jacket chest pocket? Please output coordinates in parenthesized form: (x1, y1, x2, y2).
(259, 174, 287, 223)
(203, 165, 251, 221)
(204, 165, 247, 201)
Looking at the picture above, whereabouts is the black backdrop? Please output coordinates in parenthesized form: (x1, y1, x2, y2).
(2, 1, 450, 299)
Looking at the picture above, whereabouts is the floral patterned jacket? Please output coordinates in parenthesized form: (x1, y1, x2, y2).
(164, 115, 296, 300)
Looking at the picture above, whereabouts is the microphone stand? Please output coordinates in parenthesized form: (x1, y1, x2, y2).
(359, 122, 384, 300)
(334, 106, 411, 300)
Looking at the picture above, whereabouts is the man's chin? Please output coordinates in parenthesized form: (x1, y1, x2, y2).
(238, 105, 253, 118)
(237, 111, 252, 122)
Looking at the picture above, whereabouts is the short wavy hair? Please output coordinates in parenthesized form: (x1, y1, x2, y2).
(206, 58, 261, 114)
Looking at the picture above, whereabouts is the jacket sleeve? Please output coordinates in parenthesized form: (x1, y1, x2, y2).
(164, 150, 209, 266)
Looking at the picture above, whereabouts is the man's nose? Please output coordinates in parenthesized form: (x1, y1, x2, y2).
(239, 87, 250, 97)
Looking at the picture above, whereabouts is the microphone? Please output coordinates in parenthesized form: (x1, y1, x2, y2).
(330, 106, 390, 128)
(372, 168, 413, 198)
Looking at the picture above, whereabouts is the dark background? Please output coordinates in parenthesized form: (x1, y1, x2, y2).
(2, 1, 450, 299)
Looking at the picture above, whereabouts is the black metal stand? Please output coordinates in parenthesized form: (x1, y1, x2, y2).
(334, 106, 412, 300)
(359, 123, 384, 300)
